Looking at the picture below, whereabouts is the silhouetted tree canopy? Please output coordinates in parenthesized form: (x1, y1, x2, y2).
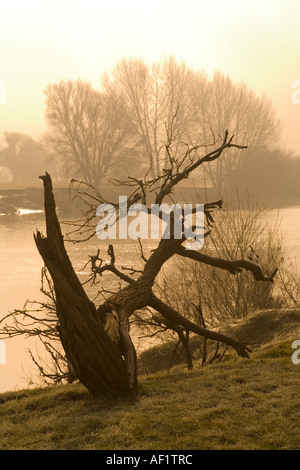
(44, 57, 281, 188)
(0, 132, 48, 181)
(44, 79, 137, 187)
(230, 148, 300, 202)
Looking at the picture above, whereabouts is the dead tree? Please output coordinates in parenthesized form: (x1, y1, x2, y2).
(34, 130, 277, 397)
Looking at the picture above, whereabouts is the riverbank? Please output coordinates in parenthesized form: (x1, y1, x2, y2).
(1, 180, 300, 218)
(0, 182, 212, 216)
(0, 184, 73, 216)
(0, 339, 298, 450)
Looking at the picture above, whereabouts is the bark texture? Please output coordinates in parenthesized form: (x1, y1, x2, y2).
(34, 172, 274, 397)
(34, 173, 132, 397)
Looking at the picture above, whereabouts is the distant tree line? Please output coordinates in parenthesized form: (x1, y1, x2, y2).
(0, 132, 50, 182)
(1, 56, 299, 205)
(43, 57, 282, 191)
(230, 147, 300, 203)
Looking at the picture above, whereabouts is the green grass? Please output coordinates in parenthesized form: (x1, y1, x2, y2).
(0, 341, 299, 450)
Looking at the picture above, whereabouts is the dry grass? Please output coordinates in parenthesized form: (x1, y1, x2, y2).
(0, 340, 299, 450)
(222, 308, 300, 345)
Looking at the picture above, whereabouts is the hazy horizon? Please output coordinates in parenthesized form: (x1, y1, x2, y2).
(1, 0, 300, 154)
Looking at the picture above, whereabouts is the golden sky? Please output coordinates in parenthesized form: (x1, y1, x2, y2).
(0, 0, 300, 153)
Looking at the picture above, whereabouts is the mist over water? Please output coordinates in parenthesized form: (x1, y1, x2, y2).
(0, 206, 300, 393)
(0, 212, 158, 392)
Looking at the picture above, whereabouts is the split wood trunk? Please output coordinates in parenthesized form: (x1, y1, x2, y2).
(34, 173, 251, 397)
(34, 173, 136, 397)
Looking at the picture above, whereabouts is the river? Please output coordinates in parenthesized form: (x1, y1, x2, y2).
(1, 206, 300, 393)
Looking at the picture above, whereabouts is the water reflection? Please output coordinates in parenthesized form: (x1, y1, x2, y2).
(17, 209, 44, 215)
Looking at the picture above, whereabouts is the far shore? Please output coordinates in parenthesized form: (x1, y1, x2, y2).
(1, 181, 300, 217)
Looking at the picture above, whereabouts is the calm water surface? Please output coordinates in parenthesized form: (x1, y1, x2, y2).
(1, 207, 300, 392)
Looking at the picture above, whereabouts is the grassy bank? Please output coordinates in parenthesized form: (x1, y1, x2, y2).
(0, 340, 299, 450)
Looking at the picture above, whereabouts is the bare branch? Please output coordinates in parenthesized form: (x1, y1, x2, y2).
(173, 245, 278, 282)
(154, 130, 247, 205)
(148, 293, 251, 358)
(90, 245, 135, 285)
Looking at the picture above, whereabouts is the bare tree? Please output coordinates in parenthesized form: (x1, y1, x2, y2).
(187, 70, 281, 188)
(157, 196, 283, 326)
(44, 59, 281, 190)
(44, 79, 132, 187)
(103, 59, 281, 187)
(29, 127, 279, 398)
(103, 56, 196, 179)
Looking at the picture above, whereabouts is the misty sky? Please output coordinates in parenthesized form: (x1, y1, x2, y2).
(1, 0, 300, 153)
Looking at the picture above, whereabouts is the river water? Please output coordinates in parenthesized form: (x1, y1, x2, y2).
(0, 211, 160, 393)
(0, 206, 300, 393)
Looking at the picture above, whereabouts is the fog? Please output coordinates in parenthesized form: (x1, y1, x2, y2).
(0, 0, 300, 153)
(1, 5, 300, 454)
(0, 0, 299, 389)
